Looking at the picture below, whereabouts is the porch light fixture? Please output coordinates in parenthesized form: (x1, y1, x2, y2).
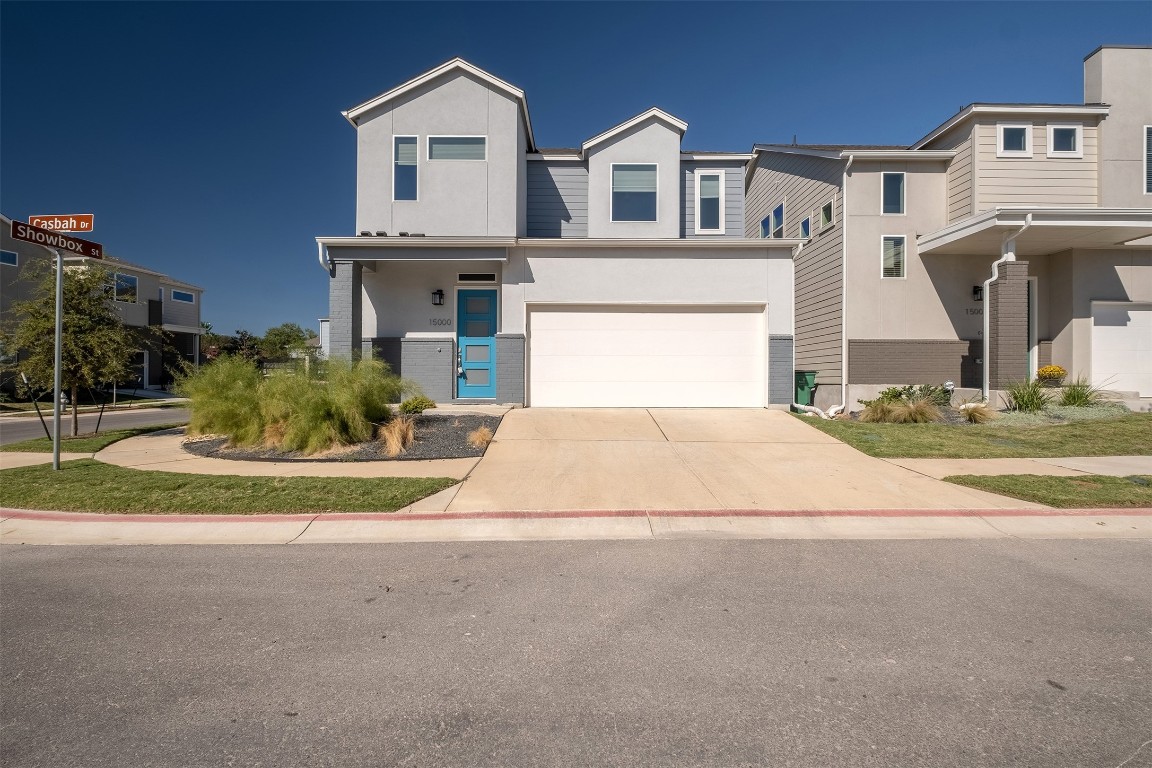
(431, 289, 445, 306)
(972, 285, 983, 302)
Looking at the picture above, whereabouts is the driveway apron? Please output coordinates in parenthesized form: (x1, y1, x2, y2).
(445, 409, 1041, 512)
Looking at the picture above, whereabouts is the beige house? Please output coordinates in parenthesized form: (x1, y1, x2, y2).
(1, 214, 204, 388)
(747, 45, 1152, 410)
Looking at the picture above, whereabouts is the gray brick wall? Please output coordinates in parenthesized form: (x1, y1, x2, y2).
(496, 334, 525, 405)
(400, 338, 455, 402)
(328, 262, 362, 359)
(849, 339, 982, 387)
(768, 335, 794, 405)
(371, 337, 403, 376)
(988, 261, 1030, 389)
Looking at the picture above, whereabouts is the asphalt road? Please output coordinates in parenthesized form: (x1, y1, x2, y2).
(2, 539, 1150, 767)
(0, 407, 189, 445)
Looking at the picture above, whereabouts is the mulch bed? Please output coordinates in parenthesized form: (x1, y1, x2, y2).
(181, 413, 502, 462)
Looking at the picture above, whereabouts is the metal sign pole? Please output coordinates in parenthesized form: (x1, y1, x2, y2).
(52, 247, 63, 471)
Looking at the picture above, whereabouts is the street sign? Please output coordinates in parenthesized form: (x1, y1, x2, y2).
(10, 220, 102, 259)
(29, 214, 94, 233)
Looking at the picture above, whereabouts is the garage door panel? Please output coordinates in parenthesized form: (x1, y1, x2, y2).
(528, 305, 766, 407)
(1092, 303, 1152, 396)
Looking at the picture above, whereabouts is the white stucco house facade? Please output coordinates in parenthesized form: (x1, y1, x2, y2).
(317, 59, 798, 407)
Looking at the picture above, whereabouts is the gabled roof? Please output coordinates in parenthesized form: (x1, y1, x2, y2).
(342, 58, 536, 150)
(581, 107, 688, 155)
(912, 103, 1109, 149)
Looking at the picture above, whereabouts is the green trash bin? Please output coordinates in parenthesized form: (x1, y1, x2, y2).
(794, 370, 818, 406)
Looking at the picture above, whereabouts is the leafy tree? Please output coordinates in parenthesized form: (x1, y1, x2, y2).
(260, 322, 313, 361)
(0, 264, 145, 436)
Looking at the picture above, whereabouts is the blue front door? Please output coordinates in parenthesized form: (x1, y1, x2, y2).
(457, 289, 497, 399)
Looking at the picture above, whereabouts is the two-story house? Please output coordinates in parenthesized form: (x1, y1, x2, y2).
(1, 213, 205, 389)
(317, 59, 797, 407)
(747, 45, 1152, 411)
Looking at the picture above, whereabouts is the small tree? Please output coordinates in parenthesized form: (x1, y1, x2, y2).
(0, 263, 143, 436)
(260, 322, 312, 362)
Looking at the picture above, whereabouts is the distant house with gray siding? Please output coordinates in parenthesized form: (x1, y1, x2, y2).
(747, 45, 1152, 410)
(318, 59, 796, 407)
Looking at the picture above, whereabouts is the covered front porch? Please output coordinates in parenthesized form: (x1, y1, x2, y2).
(918, 208, 1152, 397)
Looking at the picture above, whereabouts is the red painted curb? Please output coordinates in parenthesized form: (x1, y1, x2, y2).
(3, 506, 1149, 524)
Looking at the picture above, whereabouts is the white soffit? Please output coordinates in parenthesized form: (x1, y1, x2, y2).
(918, 208, 1152, 256)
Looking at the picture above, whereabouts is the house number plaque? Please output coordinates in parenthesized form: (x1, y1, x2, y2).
(430, 318, 452, 326)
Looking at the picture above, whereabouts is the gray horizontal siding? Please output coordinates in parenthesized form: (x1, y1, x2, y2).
(526, 160, 588, 237)
(681, 162, 745, 238)
(746, 151, 844, 386)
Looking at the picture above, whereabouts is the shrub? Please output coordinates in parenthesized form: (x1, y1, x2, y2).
(892, 398, 941, 424)
(1036, 365, 1067, 384)
(864, 384, 952, 408)
(859, 401, 899, 423)
(378, 415, 415, 458)
(467, 425, 494, 449)
(1058, 376, 1103, 408)
(1004, 379, 1052, 413)
(176, 355, 265, 446)
(399, 395, 437, 414)
(178, 357, 412, 454)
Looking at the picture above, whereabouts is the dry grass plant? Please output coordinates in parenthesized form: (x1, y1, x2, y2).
(958, 402, 995, 424)
(467, 425, 494, 449)
(859, 402, 898, 423)
(892, 398, 941, 424)
(378, 416, 416, 458)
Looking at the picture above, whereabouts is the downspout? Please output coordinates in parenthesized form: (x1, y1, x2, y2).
(794, 153, 851, 419)
(317, 241, 334, 276)
(981, 212, 1032, 401)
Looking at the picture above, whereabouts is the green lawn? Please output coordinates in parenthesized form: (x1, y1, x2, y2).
(945, 474, 1152, 509)
(799, 412, 1152, 459)
(0, 425, 184, 454)
(0, 459, 457, 514)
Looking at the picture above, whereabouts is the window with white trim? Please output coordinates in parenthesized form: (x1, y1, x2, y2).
(997, 122, 1032, 157)
(394, 136, 417, 201)
(882, 172, 905, 214)
(882, 236, 906, 279)
(428, 136, 486, 161)
(694, 171, 724, 234)
(611, 164, 658, 222)
(114, 273, 138, 303)
(171, 290, 195, 303)
(760, 203, 785, 238)
(1046, 123, 1083, 158)
(0, 250, 16, 266)
(800, 217, 811, 239)
(818, 199, 835, 230)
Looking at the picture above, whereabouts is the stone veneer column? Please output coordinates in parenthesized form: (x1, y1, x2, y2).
(987, 260, 1030, 389)
(327, 261, 362, 359)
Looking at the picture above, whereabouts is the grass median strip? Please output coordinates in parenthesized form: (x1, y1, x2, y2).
(0, 425, 185, 454)
(800, 413, 1152, 459)
(0, 460, 457, 515)
(945, 474, 1152, 509)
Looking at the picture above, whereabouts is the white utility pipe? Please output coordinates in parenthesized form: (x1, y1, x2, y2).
(982, 212, 1032, 401)
(828, 153, 854, 418)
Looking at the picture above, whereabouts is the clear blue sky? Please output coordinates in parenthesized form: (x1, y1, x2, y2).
(2, 1, 1149, 336)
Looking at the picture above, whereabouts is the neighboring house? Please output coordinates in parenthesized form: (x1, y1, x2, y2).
(1, 213, 205, 388)
(747, 45, 1152, 410)
(317, 59, 797, 407)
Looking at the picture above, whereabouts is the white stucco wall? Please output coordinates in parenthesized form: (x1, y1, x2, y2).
(585, 119, 683, 238)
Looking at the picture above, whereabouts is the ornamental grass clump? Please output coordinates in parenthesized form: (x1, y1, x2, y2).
(178, 357, 412, 455)
(1058, 376, 1104, 408)
(893, 397, 941, 424)
(1004, 379, 1052, 413)
(378, 415, 415, 458)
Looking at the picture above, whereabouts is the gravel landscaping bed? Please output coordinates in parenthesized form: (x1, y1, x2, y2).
(181, 413, 502, 462)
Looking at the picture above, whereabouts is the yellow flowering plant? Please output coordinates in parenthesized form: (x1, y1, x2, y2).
(1036, 365, 1067, 383)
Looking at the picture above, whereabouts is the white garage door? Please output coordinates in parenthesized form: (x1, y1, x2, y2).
(1092, 302, 1152, 396)
(527, 305, 766, 407)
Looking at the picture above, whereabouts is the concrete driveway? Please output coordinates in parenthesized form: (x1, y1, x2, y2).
(446, 409, 1042, 512)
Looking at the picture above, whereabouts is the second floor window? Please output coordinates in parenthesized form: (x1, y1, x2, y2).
(1144, 126, 1151, 194)
(612, 164, 657, 222)
(428, 136, 486, 160)
(394, 136, 418, 201)
(882, 172, 905, 214)
(114, 273, 138, 303)
(695, 171, 723, 233)
(997, 123, 1032, 158)
(171, 290, 195, 303)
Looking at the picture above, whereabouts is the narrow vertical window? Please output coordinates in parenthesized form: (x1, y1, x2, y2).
(1145, 126, 1151, 194)
(611, 164, 657, 222)
(800, 217, 811, 239)
(882, 172, 905, 214)
(820, 199, 834, 229)
(695, 172, 723, 233)
(882, 236, 906, 279)
(394, 136, 417, 201)
(115, 273, 138, 303)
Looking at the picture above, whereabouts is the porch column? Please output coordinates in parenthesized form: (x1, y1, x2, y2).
(987, 259, 1030, 389)
(328, 261, 363, 360)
